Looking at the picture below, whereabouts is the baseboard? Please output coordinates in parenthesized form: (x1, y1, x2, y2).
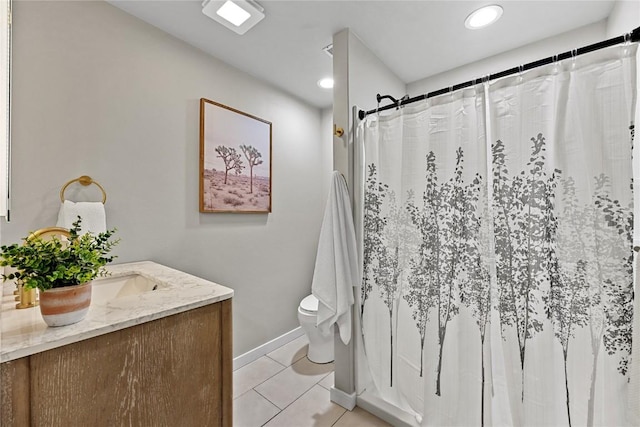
(356, 391, 418, 427)
(233, 327, 305, 371)
(330, 386, 356, 410)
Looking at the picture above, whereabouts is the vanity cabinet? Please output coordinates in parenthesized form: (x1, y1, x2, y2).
(1, 299, 232, 426)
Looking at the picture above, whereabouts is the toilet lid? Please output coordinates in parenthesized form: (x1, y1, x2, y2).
(299, 294, 319, 314)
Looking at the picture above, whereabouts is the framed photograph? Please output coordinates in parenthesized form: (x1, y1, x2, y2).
(200, 98, 272, 213)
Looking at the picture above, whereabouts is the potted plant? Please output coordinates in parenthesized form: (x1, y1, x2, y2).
(0, 217, 119, 327)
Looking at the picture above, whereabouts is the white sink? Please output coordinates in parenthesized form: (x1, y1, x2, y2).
(92, 274, 165, 301)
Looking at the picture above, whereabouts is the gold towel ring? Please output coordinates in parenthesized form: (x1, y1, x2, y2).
(28, 227, 71, 242)
(59, 175, 107, 204)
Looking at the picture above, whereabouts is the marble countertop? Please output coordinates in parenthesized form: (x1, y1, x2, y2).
(0, 261, 233, 363)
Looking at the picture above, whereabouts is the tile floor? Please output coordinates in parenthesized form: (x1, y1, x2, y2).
(233, 335, 391, 427)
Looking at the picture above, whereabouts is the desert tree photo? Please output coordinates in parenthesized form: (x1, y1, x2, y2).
(200, 98, 272, 213)
(240, 144, 263, 194)
(215, 146, 244, 184)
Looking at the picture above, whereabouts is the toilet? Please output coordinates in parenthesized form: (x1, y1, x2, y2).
(297, 294, 334, 363)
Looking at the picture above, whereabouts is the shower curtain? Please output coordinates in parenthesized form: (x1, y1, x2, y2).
(358, 44, 637, 426)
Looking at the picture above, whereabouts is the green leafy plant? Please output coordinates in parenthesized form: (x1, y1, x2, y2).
(0, 217, 119, 291)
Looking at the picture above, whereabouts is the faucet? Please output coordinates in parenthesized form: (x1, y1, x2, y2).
(15, 280, 38, 309)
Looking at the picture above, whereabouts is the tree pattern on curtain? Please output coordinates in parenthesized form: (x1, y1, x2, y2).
(403, 149, 470, 395)
(458, 170, 491, 427)
(362, 164, 386, 324)
(492, 134, 559, 402)
(361, 129, 633, 426)
(547, 176, 590, 427)
(376, 190, 406, 387)
(363, 164, 405, 387)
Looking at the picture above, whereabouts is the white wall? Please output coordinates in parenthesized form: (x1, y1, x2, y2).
(332, 27, 405, 399)
(321, 107, 334, 198)
(408, 21, 607, 95)
(7, 0, 329, 357)
(607, 0, 640, 37)
(333, 29, 406, 191)
(347, 33, 408, 119)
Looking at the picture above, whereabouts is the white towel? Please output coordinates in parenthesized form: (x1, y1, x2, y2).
(56, 200, 107, 235)
(311, 171, 360, 345)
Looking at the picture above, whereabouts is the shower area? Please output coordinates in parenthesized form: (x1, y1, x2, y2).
(339, 26, 640, 427)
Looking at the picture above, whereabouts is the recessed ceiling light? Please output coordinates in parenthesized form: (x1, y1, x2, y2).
(317, 78, 333, 89)
(217, 1, 251, 27)
(465, 5, 503, 29)
(202, 0, 265, 35)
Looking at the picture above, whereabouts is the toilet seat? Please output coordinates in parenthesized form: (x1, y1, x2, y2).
(299, 294, 319, 315)
(297, 294, 334, 363)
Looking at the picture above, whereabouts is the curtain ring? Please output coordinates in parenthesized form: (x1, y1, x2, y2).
(517, 64, 524, 83)
(398, 95, 409, 110)
(571, 48, 578, 70)
(481, 74, 490, 93)
(621, 32, 632, 57)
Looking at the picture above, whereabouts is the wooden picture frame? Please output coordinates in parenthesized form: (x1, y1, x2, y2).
(199, 98, 272, 213)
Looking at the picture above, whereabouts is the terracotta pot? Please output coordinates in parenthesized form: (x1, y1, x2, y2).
(39, 282, 92, 327)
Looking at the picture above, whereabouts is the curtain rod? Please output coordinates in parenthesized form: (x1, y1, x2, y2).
(358, 26, 640, 120)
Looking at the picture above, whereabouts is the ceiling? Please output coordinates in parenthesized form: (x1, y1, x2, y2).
(107, 0, 615, 109)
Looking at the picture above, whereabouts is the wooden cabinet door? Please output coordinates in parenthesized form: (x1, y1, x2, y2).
(22, 301, 230, 426)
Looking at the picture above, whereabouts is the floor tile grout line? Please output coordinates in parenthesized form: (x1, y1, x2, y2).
(261, 355, 334, 383)
(233, 357, 288, 399)
(233, 387, 280, 412)
(233, 353, 286, 374)
(254, 377, 320, 411)
(267, 355, 288, 369)
(237, 355, 287, 372)
(264, 354, 288, 368)
(233, 387, 258, 402)
(234, 341, 356, 426)
(260, 410, 281, 427)
(265, 338, 309, 363)
(265, 350, 308, 368)
(250, 360, 335, 413)
(249, 365, 331, 402)
(253, 387, 285, 410)
(256, 383, 346, 425)
(233, 392, 281, 427)
(331, 409, 349, 426)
